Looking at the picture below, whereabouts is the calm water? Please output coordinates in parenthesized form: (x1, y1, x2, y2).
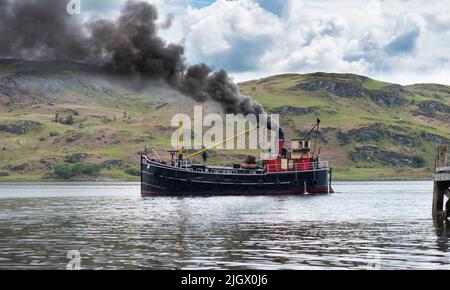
(0, 181, 449, 270)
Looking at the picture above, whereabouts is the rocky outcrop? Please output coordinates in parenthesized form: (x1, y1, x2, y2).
(294, 79, 369, 97)
(291, 78, 407, 106)
(369, 90, 406, 107)
(55, 132, 84, 144)
(337, 124, 387, 145)
(39, 157, 59, 170)
(65, 153, 91, 163)
(298, 130, 329, 144)
(336, 131, 351, 146)
(420, 132, 450, 144)
(378, 151, 424, 168)
(0, 75, 47, 106)
(0, 77, 21, 97)
(270, 105, 318, 115)
(390, 133, 421, 148)
(0, 120, 43, 134)
(351, 146, 424, 167)
(101, 159, 126, 169)
(5, 163, 28, 171)
(412, 101, 450, 120)
(337, 124, 420, 148)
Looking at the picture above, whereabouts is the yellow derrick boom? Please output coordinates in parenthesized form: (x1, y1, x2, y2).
(184, 126, 259, 160)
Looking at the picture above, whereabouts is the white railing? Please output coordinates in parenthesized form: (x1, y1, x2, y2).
(143, 154, 330, 174)
(264, 161, 330, 173)
(175, 160, 193, 169)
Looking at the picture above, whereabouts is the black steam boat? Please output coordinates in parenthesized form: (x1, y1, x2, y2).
(141, 119, 333, 196)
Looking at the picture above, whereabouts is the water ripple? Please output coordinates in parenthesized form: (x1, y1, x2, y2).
(0, 181, 449, 269)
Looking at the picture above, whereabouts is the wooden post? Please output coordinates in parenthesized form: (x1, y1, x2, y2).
(436, 145, 447, 169)
(433, 181, 446, 220)
(433, 145, 449, 220)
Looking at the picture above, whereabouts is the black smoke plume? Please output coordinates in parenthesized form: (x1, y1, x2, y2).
(0, 0, 265, 116)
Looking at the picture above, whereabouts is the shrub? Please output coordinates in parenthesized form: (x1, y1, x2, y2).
(72, 163, 101, 176)
(63, 108, 79, 116)
(101, 116, 112, 124)
(53, 164, 73, 179)
(125, 167, 140, 176)
(38, 136, 47, 141)
(53, 163, 101, 179)
(49, 131, 60, 137)
(62, 114, 74, 125)
(0, 171, 9, 177)
(415, 155, 426, 167)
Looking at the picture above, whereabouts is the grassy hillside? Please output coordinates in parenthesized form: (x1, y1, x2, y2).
(240, 73, 450, 180)
(0, 60, 449, 181)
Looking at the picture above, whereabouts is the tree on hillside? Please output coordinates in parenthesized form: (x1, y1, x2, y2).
(63, 114, 74, 125)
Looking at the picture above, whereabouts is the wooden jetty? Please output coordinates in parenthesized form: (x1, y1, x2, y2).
(433, 145, 450, 221)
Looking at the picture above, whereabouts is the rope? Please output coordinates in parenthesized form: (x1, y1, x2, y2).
(149, 103, 170, 139)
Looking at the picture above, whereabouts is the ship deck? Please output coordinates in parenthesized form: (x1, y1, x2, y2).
(142, 156, 330, 175)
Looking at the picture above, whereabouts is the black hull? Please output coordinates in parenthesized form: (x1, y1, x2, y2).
(141, 156, 333, 196)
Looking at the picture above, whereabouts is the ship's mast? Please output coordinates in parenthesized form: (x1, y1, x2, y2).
(178, 65, 185, 163)
(178, 93, 184, 161)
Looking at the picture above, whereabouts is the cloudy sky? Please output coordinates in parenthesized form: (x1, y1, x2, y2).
(81, 0, 450, 85)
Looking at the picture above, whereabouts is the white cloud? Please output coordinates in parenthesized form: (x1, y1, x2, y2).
(172, 0, 450, 85)
(80, 0, 450, 85)
(181, 0, 283, 71)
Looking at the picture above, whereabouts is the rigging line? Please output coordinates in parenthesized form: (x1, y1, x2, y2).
(149, 103, 169, 139)
(157, 103, 170, 127)
(313, 120, 320, 156)
(217, 150, 240, 162)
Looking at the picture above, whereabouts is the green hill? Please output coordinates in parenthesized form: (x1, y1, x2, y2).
(0, 60, 449, 181)
(240, 73, 450, 180)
